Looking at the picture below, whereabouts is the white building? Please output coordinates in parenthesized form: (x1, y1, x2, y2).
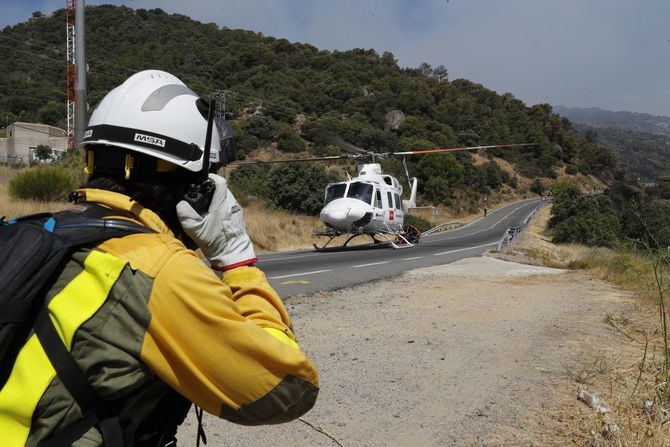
(0, 122, 68, 164)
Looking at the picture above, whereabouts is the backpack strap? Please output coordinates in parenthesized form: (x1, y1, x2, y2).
(32, 206, 155, 447)
(53, 203, 156, 248)
(34, 308, 126, 447)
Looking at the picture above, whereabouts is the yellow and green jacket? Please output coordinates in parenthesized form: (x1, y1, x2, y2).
(0, 189, 319, 446)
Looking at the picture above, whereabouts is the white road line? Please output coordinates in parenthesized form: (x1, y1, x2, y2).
(400, 256, 423, 261)
(433, 242, 498, 256)
(352, 261, 390, 268)
(422, 199, 537, 239)
(269, 269, 331, 279)
(259, 249, 357, 263)
(428, 202, 537, 242)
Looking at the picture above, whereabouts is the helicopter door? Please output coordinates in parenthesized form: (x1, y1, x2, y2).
(394, 192, 403, 222)
(386, 191, 395, 221)
(373, 189, 385, 222)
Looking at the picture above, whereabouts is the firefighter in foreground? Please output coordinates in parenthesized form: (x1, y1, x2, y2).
(1, 70, 319, 446)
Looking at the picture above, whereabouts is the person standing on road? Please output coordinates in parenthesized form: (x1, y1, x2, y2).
(0, 70, 319, 446)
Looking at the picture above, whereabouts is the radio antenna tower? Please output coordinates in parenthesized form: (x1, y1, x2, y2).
(65, 0, 86, 150)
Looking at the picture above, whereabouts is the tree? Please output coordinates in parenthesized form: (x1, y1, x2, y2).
(416, 154, 464, 204)
(638, 200, 670, 248)
(432, 65, 448, 82)
(267, 164, 340, 215)
(551, 194, 620, 247)
(276, 127, 306, 153)
(482, 161, 503, 189)
(38, 101, 63, 127)
(418, 62, 433, 77)
(530, 178, 545, 196)
(242, 115, 279, 141)
(228, 164, 270, 199)
(34, 144, 52, 162)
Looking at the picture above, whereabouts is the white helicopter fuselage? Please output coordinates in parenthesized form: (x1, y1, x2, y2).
(319, 164, 417, 235)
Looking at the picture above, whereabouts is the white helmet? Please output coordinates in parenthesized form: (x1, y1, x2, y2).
(80, 70, 220, 173)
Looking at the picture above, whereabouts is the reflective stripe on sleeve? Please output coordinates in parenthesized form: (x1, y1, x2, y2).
(263, 328, 300, 350)
(0, 251, 127, 447)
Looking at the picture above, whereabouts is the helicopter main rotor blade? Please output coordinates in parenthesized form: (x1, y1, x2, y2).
(228, 143, 534, 166)
(389, 143, 535, 156)
(229, 154, 360, 166)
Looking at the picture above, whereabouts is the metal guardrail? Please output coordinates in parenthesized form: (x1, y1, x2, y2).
(496, 199, 550, 251)
(422, 221, 465, 236)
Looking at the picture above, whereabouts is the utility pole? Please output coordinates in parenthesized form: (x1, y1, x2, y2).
(74, 0, 87, 147)
(65, 0, 75, 149)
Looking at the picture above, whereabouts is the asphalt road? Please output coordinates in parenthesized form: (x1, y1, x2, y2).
(257, 198, 542, 297)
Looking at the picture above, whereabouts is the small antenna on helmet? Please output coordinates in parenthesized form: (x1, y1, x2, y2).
(183, 98, 217, 217)
(201, 98, 216, 180)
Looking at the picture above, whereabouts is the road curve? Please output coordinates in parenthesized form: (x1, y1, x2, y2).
(257, 198, 541, 297)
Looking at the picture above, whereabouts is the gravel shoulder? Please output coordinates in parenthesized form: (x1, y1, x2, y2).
(177, 256, 634, 446)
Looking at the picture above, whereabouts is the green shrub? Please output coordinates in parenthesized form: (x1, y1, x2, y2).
(404, 214, 432, 232)
(276, 127, 306, 153)
(229, 121, 260, 159)
(565, 165, 578, 175)
(267, 163, 340, 215)
(228, 164, 270, 199)
(530, 178, 545, 195)
(9, 165, 78, 201)
(548, 181, 582, 228)
(551, 194, 621, 247)
(242, 115, 279, 141)
(482, 161, 503, 189)
(637, 199, 670, 249)
(507, 175, 518, 189)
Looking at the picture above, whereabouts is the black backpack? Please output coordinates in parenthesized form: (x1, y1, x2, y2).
(0, 203, 195, 447)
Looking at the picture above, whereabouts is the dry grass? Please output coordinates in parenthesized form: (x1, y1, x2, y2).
(243, 202, 322, 253)
(494, 202, 670, 446)
(0, 166, 68, 218)
(496, 205, 611, 268)
(544, 305, 670, 447)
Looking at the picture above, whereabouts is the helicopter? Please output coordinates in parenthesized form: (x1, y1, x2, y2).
(316, 161, 418, 250)
(231, 141, 533, 251)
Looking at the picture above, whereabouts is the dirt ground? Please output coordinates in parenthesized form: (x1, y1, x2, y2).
(176, 256, 636, 446)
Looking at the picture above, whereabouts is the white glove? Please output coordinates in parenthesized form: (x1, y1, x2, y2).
(176, 174, 257, 271)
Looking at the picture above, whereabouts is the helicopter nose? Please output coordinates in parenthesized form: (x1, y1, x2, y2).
(320, 200, 367, 226)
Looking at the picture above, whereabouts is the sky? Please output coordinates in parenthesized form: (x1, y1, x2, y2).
(2, 0, 670, 117)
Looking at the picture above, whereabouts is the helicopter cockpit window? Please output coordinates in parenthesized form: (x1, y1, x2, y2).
(346, 182, 374, 204)
(394, 193, 401, 209)
(325, 183, 346, 205)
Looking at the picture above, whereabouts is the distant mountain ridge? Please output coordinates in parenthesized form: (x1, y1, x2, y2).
(555, 105, 670, 137)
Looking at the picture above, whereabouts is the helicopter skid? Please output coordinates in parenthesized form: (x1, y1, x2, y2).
(312, 226, 420, 252)
(313, 232, 389, 252)
(375, 231, 415, 250)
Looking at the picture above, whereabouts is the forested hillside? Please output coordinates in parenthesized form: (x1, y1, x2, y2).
(1, 5, 616, 213)
(556, 106, 670, 181)
(572, 124, 670, 182)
